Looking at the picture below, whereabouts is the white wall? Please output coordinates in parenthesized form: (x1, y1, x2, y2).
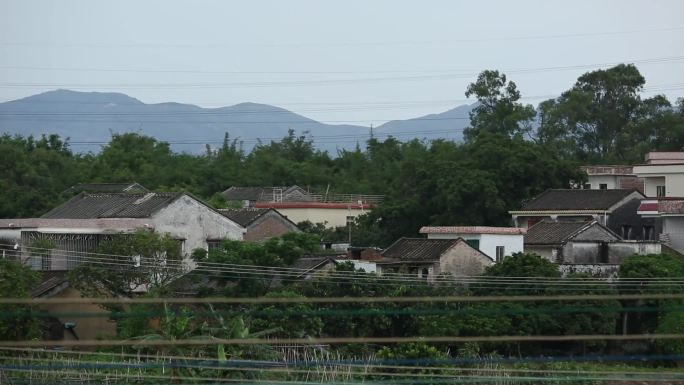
(272, 207, 367, 228)
(586, 175, 619, 189)
(663, 217, 684, 254)
(426, 233, 524, 260)
(152, 195, 244, 260)
(634, 164, 684, 197)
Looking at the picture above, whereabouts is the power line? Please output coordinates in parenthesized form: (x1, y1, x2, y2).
(2, 333, 684, 348)
(1, 25, 683, 49)
(1, 56, 683, 90)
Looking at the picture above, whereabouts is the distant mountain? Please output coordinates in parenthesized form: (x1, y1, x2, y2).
(376, 104, 473, 142)
(0, 90, 474, 153)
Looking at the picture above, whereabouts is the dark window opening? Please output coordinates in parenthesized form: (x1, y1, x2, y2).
(643, 226, 655, 241)
(421, 268, 429, 279)
(599, 242, 609, 263)
(583, 183, 591, 189)
(621, 225, 632, 240)
(465, 239, 480, 250)
(207, 239, 224, 252)
(496, 246, 505, 262)
(599, 183, 608, 190)
(657, 185, 666, 197)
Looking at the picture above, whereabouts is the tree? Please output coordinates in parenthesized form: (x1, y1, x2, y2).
(0, 259, 40, 340)
(536, 64, 675, 163)
(618, 253, 684, 334)
(464, 70, 536, 141)
(0, 134, 84, 218)
(68, 229, 185, 298)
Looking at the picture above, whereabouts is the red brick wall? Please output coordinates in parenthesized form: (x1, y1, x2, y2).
(245, 215, 299, 242)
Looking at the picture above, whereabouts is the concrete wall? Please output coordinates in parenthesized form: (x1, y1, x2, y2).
(586, 175, 619, 189)
(152, 195, 244, 259)
(662, 217, 684, 254)
(438, 242, 493, 277)
(273, 207, 367, 228)
(427, 233, 523, 260)
(524, 246, 557, 261)
(558, 264, 619, 278)
(634, 164, 684, 197)
(562, 241, 661, 264)
(244, 212, 300, 242)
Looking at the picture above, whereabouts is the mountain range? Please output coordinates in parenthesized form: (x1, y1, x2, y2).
(0, 89, 474, 153)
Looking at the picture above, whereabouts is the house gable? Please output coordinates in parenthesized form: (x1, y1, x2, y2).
(151, 194, 245, 255)
(439, 239, 494, 277)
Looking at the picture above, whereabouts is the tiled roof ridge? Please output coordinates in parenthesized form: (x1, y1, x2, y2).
(419, 226, 526, 235)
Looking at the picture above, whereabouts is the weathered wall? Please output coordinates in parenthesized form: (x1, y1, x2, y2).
(558, 264, 619, 278)
(39, 287, 117, 343)
(439, 242, 493, 277)
(244, 212, 300, 242)
(152, 195, 244, 259)
(524, 246, 556, 261)
(585, 175, 620, 189)
(562, 241, 661, 264)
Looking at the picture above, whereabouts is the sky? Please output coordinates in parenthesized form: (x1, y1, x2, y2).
(1, 0, 683, 125)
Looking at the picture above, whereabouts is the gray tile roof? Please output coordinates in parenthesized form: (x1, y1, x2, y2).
(218, 208, 271, 227)
(41, 192, 182, 219)
(382, 238, 458, 262)
(520, 189, 638, 211)
(524, 220, 593, 245)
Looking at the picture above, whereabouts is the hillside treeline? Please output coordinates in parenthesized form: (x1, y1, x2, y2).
(1, 64, 683, 246)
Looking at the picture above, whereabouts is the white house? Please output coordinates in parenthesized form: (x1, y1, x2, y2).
(633, 153, 684, 197)
(579, 165, 643, 191)
(0, 192, 245, 270)
(418, 226, 526, 262)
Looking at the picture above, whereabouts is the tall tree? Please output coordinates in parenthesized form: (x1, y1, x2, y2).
(464, 70, 536, 141)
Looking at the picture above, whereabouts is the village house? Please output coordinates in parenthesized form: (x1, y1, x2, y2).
(0, 192, 245, 270)
(419, 226, 525, 262)
(376, 237, 493, 282)
(579, 165, 643, 192)
(629, 152, 684, 254)
(218, 208, 300, 242)
(222, 185, 383, 228)
(509, 189, 651, 240)
(221, 185, 312, 207)
(524, 219, 660, 262)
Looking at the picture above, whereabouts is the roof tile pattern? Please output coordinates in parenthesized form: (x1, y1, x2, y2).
(382, 238, 458, 262)
(218, 208, 270, 227)
(42, 193, 181, 219)
(520, 189, 638, 211)
(524, 220, 592, 245)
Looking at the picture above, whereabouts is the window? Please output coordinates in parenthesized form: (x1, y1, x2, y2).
(621, 225, 632, 240)
(643, 226, 655, 241)
(599, 242, 609, 263)
(421, 268, 430, 280)
(657, 185, 666, 197)
(599, 183, 608, 190)
(207, 239, 223, 252)
(495, 246, 505, 262)
(583, 183, 591, 189)
(465, 239, 480, 250)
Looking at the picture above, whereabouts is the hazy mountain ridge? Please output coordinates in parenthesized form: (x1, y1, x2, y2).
(0, 90, 472, 153)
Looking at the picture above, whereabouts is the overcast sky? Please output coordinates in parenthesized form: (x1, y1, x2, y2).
(1, 0, 683, 124)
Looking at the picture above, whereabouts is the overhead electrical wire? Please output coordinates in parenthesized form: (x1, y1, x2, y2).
(1, 25, 683, 48)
